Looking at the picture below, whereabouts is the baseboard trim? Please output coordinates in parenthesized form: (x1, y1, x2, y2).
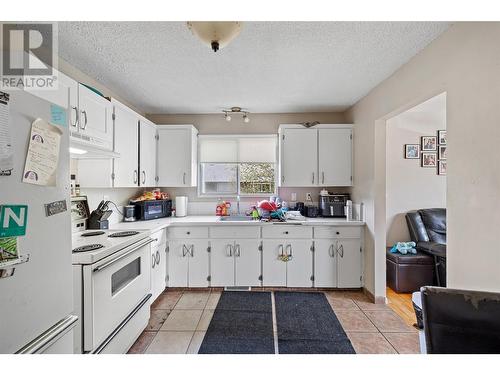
(363, 287, 386, 304)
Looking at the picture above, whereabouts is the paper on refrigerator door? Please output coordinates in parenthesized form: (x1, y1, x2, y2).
(22, 118, 62, 186)
(0, 91, 14, 176)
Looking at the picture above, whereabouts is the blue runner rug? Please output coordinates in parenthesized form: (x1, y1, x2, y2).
(274, 291, 355, 354)
(198, 291, 274, 354)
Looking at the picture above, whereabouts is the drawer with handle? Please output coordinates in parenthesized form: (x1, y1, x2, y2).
(168, 226, 209, 239)
(150, 229, 167, 245)
(313, 226, 361, 239)
(262, 225, 312, 239)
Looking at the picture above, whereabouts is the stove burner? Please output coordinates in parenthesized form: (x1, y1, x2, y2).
(73, 244, 104, 253)
(81, 231, 105, 237)
(108, 231, 140, 238)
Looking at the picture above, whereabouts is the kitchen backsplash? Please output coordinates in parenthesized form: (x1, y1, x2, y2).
(80, 186, 351, 220)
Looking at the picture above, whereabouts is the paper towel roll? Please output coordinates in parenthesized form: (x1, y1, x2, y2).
(175, 196, 188, 217)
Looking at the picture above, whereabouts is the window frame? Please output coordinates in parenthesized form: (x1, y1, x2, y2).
(197, 134, 278, 198)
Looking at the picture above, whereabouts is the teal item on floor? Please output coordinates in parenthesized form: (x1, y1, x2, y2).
(390, 241, 417, 255)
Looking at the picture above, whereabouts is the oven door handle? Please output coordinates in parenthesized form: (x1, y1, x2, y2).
(93, 238, 155, 273)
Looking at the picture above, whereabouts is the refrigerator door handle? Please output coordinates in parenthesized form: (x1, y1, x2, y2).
(16, 315, 78, 354)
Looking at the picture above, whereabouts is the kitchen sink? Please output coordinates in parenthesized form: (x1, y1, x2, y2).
(218, 216, 255, 222)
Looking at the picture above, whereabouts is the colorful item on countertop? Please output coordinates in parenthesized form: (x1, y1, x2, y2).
(251, 207, 260, 220)
(390, 241, 417, 255)
(130, 189, 169, 202)
(258, 200, 278, 212)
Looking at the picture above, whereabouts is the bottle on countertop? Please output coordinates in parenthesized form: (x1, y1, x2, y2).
(70, 174, 76, 196)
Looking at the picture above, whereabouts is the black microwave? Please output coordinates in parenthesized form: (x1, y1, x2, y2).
(133, 199, 172, 221)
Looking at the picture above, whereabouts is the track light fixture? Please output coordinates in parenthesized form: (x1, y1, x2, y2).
(223, 107, 250, 123)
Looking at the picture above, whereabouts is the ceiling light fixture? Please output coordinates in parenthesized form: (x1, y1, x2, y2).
(187, 22, 242, 52)
(223, 107, 250, 123)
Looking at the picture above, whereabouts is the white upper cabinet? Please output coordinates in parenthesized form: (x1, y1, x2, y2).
(280, 128, 318, 187)
(139, 117, 157, 187)
(157, 125, 198, 187)
(318, 128, 353, 186)
(26, 71, 78, 127)
(112, 99, 139, 187)
(279, 124, 353, 187)
(76, 83, 113, 150)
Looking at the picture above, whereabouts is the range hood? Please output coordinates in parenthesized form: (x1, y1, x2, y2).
(69, 139, 120, 159)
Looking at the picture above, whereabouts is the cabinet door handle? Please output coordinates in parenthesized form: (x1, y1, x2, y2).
(142, 171, 146, 184)
(71, 106, 79, 128)
(188, 245, 194, 257)
(234, 244, 241, 257)
(312, 172, 315, 184)
(156, 250, 160, 265)
(336, 242, 344, 258)
(286, 244, 293, 259)
(226, 244, 233, 257)
(133, 170, 138, 184)
(322, 172, 325, 184)
(278, 244, 284, 257)
(80, 110, 88, 130)
(183, 172, 186, 185)
(328, 244, 335, 257)
(182, 244, 188, 257)
(152, 254, 156, 268)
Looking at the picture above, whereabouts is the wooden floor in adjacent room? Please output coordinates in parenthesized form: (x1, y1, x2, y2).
(386, 287, 416, 327)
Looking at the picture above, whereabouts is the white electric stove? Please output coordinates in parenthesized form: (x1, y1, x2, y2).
(71, 197, 153, 354)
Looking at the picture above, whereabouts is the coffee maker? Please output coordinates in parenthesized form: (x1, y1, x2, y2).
(319, 194, 350, 217)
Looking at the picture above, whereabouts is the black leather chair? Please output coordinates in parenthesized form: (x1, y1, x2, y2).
(420, 286, 500, 354)
(405, 208, 446, 286)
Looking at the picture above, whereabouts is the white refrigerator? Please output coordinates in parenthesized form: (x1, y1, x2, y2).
(0, 90, 77, 353)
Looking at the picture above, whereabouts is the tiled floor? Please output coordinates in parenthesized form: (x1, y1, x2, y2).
(128, 289, 419, 354)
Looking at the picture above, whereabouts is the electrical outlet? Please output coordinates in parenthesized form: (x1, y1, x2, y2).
(306, 193, 312, 202)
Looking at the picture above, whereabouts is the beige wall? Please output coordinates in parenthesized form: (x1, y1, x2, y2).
(146, 113, 346, 134)
(386, 93, 446, 246)
(148, 113, 349, 205)
(345, 22, 500, 299)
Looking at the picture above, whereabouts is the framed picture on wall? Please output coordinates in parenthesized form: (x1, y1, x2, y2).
(421, 136, 437, 151)
(404, 144, 420, 159)
(438, 160, 447, 175)
(421, 152, 437, 167)
(438, 145, 447, 160)
(438, 130, 447, 145)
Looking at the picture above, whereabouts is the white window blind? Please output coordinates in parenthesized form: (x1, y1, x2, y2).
(198, 135, 277, 196)
(199, 136, 277, 163)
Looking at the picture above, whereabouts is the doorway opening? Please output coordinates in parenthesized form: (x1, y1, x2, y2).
(379, 93, 447, 319)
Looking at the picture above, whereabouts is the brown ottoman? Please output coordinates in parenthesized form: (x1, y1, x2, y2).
(386, 248, 435, 293)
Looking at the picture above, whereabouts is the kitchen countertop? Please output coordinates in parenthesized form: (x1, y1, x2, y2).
(110, 215, 365, 233)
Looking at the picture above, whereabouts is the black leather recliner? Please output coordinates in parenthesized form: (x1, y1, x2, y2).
(405, 208, 447, 286)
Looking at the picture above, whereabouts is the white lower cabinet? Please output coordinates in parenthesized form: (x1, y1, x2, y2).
(336, 238, 363, 288)
(314, 240, 338, 288)
(168, 239, 210, 287)
(286, 240, 314, 287)
(262, 240, 287, 286)
(314, 237, 362, 288)
(150, 230, 167, 301)
(211, 239, 261, 287)
(262, 240, 313, 287)
(165, 224, 362, 289)
(234, 240, 261, 286)
(210, 240, 236, 286)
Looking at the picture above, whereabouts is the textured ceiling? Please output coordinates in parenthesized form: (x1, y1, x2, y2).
(58, 22, 450, 114)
